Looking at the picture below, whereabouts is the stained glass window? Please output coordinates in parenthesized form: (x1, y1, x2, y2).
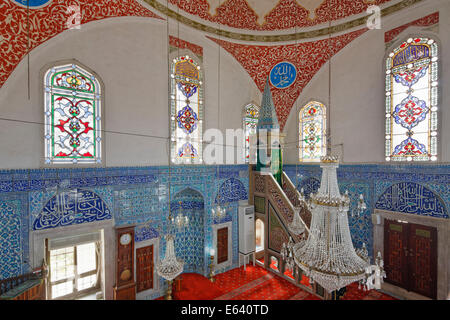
(44, 64, 102, 164)
(385, 37, 438, 162)
(299, 101, 326, 162)
(170, 56, 203, 164)
(243, 103, 260, 163)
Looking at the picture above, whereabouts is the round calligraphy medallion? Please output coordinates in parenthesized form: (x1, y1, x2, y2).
(269, 62, 297, 89)
(12, 0, 52, 9)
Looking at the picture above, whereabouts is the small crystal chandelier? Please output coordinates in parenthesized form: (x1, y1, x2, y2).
(288, 187, 308, 235)
(352, 194, 367, 217)
(281, 237, 295, 272)
(156, 234, 184, 282)
(172, 201, 189, 229)
(156, 234, 184, 300)
(212, 195, 227, 220)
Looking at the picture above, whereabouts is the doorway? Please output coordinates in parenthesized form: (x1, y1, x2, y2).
(384, 219, 437, 299)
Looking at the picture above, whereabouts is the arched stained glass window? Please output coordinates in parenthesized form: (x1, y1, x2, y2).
(243, 103, 260, 163)
(44, 63, 102, 164)
(170, 56, 203, 164)
(385, 37, 438, 162)
(299, 101, 326, 162)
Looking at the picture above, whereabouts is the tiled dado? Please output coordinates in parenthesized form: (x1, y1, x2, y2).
(0, 165, 249, 281)
(284, 163, 450, 260)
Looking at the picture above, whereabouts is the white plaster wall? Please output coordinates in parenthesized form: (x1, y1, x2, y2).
(283, 0, 450, 164)
(0, 16, 259, 169)
(1, 0, 447, 168)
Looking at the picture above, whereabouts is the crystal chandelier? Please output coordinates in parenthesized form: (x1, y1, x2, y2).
(172, 201, 189, 229)
(288, 206, 306, 235)
(156, 203, 186, 299)
(288, 155, 384, 293)
(212, 195, 227, 220)
(156, 234, 184, 282)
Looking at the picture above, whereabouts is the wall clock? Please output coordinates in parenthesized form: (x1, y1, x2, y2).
(114, 226, 136, 300)
(120, 233, 132, 245)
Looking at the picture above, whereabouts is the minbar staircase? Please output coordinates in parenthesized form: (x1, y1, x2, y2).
(250, 169, 330, 298)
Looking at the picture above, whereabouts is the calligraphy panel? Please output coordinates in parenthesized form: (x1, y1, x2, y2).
(33, 188, 112, 230)
(270, 61, 297, 89)
(375, 182, 447, 218)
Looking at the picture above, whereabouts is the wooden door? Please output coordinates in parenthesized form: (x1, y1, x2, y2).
(217, 227, 228, 264)
(136, 245, 154, 293)
(384, 219, 438, 299)
(384, 219, 409, 289)
(408, 223, 437, 299)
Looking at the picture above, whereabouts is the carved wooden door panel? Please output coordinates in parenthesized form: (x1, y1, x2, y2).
(217, 227, 228, 264)
(384, 219, 409, 289)
(408, 223, 437, 299)
(136, 245, 153, 293)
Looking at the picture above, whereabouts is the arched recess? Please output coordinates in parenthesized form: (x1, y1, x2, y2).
(255, 218, 264, 254)
(33, 188, 112, 231)
(171, 187, 205, 273)
(375, 182, 447, 218)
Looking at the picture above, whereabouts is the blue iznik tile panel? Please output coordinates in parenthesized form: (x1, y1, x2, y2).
(135, 224, 159, 242)
(284, 163, 449, 261)
(0, 165, 249, 285)
(297, 177, 320, 200)
(172, 188, 205, 273)
(0, 193, 29, 280)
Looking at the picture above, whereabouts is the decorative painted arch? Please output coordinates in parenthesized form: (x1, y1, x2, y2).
(172, 187, 205, 211)
(33, 188, 112, 231)
(215, 178, 248, 204)
(297, 177, 320, 200)
(0, 0, 162, 88)
(375, 182, 447, 218)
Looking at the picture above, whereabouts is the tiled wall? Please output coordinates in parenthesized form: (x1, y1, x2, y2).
(0, 165, 249, 301)
(284, 164, 450, 260)
(1, 162, 448, 297)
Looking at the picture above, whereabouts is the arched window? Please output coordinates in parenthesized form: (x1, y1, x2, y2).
(243, 103, 260, 163)
(299, 101, 326, 162)
(255, 218, 264, 252)
(170, 55, 203, 164)
(44, 63, 102, 164)
(385, 37, 438, 162)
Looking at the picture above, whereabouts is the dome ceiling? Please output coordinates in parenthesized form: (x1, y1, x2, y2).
(154, 0, 392, 31)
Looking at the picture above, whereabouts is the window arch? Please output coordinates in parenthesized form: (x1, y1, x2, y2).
(255, 218, 264, 252)
(44, 63, 102, 164)
(243, 103, 260, 163)
(385, 37, 439, 162)
(170, 55, 203, 164)
(298, 101, 326, 162)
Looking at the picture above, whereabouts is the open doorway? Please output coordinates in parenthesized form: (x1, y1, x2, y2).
(255, 218, 265, 265)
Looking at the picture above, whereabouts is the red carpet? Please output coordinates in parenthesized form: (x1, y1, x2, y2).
(172, 273, 225, 300)
(157, 264, 396, 301)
